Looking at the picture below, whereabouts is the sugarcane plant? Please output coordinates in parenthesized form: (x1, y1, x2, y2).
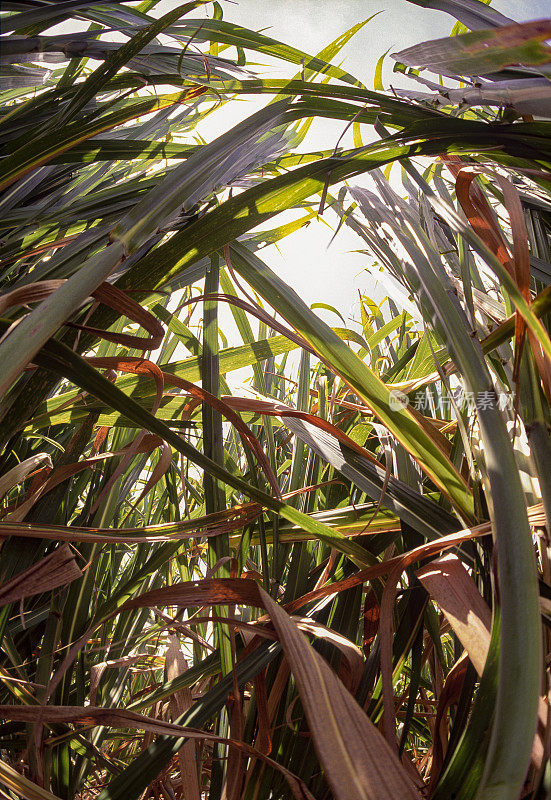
(0, 0, 550, 799)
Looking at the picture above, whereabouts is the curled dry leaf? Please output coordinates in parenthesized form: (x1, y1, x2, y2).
(0, 503, 263, 544)
(416, 553, 491, 676)
(0, 280, 165, 351)
(417, 553, 546, 771)
(0, 544, 81, 607)
(120, 577, 419, 800)
(0, 452, 52, 501)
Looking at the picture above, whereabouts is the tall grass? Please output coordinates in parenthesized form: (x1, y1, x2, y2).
(0, 1, 550, 799)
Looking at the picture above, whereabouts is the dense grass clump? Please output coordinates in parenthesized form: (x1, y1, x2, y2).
(0, 1, 550, 799)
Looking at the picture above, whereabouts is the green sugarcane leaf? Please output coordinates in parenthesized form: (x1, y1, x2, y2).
(0, 320, 375, 569)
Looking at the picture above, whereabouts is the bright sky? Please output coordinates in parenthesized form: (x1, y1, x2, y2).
(60, 1, 550, 338)
(183, 0, 550, 330)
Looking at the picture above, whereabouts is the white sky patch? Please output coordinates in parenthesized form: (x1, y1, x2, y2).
(50, 0, 548, 365)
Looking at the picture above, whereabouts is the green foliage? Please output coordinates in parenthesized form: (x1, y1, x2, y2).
(0, 1, 550, 799)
